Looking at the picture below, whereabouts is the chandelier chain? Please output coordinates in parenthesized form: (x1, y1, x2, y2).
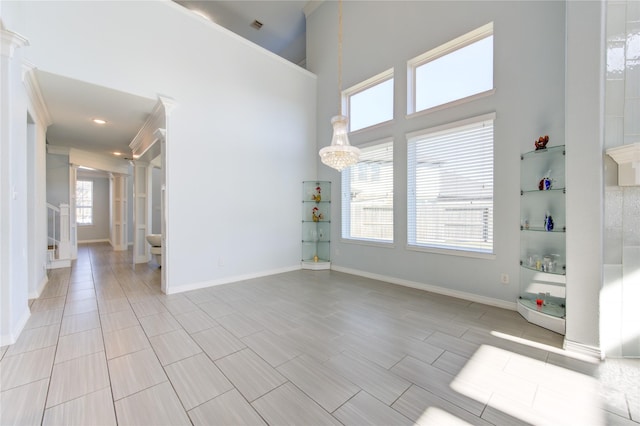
(338, 0, 343, 116)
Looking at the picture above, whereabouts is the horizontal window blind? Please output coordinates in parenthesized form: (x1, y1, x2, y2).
(342, 141, 393, 243)
(408, 118, 494, 253)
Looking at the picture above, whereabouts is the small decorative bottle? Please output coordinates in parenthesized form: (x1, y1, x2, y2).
(544, 213, 554, 231)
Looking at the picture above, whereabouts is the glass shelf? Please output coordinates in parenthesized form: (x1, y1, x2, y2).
(520, 263, 566, 276)
(521, 144, 565, 160)
(302, 181, 331, 269)
(521, 188, 565, 195)
(519, 144, 566, 334)
(518, 297, 565, 319)
(520, 226, 566, 233)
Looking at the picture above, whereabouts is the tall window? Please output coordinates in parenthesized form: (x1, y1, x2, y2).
(345, 69, 394, 132)
(409, 23, 493, 114)
(342, 140, 393, 243)
(76, 180, 93, 225)
(407, 114, 494, 254)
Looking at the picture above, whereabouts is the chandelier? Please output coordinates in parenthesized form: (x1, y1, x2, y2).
(319, 0, 360, 171)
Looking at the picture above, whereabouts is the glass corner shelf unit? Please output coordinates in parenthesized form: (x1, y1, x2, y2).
(518, 144, 566, 335)
(302, 181, 331, 270)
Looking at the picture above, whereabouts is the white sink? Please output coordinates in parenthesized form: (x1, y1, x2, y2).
(146, 234, 162, 247)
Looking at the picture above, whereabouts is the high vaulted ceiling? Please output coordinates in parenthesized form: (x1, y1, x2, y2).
(40, 1, 309, 164)
(174, 0, 308, 65)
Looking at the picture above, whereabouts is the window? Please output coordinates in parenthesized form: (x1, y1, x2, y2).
(76, 180, 93, 225)
(342, 140, 393, 243)
(344, 69, 394, 132)
(409, 23, 493, 114)
(407, 114, 495, 255)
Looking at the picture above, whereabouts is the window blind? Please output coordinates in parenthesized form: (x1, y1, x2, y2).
(342, 141, 394, 243)
(408, 118, 494, 253)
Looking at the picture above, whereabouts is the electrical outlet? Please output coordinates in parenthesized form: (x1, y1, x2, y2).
(500, 273, 509, 284)
(218, 256, 225, 267)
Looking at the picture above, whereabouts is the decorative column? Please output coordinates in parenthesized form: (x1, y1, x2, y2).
(57, 203, 71, 259)
(110, 173, 128, 251)
(132, 162, 152, 263)
(0, 23, 30, 345)
(69, 164, 78, 259)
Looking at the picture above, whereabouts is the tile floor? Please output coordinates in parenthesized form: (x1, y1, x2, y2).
(1, 242, 638, 425)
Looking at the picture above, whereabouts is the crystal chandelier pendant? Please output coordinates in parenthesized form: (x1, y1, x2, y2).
(319, 115, 360, 171)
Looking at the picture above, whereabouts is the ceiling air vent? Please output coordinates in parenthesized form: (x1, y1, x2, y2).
(250, 19, 263, 30)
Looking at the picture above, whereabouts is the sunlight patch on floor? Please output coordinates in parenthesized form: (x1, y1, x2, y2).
(416, 406, 474, 425)
(450, 344, 605, 425)
(491, 330, 601, 363)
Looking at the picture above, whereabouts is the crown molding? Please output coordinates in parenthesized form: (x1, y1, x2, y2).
(607, 142, 640, 186)
(47, 145, 70, 156)
(303, 0, 324, 18)
(130, 96, 175, 158)
(22, 66, 53, 126)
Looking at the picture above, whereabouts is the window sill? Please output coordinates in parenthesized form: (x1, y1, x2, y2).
(406, 244, 496, 260)
(340, 238, 395, 249)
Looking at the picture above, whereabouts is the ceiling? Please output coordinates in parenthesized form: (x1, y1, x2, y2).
(41, 1, 308, 164)
(39, 70, 158, 159)
(174, 1, 308, 65)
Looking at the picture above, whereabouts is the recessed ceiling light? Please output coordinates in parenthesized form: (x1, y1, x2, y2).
(93, 118, 107, 124)
(113, 152, 122, 156)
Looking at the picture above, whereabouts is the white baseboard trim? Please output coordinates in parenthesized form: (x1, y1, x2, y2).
(78, 239, 110, 244)
(47, 258, 72, 269)
(165, 265, 301, 295)
(29, 274, 49, 299)
(0, 306, 31, 346)
(563, 339, 603, 360)
(331, 265, 517, 311)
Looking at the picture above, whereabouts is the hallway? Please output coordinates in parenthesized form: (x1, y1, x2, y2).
(0, 243, 637, 425)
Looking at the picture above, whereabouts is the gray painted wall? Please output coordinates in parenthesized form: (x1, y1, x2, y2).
(308, 0, 566, 305)
(46, 153, 69, 206)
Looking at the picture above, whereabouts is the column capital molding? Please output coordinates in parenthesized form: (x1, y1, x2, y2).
(1, 24, 29, 58)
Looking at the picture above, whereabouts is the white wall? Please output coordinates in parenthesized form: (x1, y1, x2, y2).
(3, 1, 317, 293)
(564, 0, 605, 355)
(76, 176, 110, 242)
(0, 23, 31, 345)
(307, 1, 566, 308)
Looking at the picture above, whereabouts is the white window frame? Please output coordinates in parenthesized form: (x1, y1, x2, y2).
(76, 179, 93, 226)
(407, 22, 494, 116)
(407, 113, 496, 259)
(343, 68, 394, 133)
(342, 138, 394, 246)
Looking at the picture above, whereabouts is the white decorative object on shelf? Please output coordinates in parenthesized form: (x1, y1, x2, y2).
(607, 142, 640, 186)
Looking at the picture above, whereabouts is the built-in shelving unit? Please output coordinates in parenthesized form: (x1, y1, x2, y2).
(518, 145, 566, 334)
(301, 181, 331, 270)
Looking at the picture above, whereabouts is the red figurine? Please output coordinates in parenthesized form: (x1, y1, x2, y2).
(535, 135, 549, 150)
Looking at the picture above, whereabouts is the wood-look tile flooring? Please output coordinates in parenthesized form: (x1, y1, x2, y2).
(1, 242, 638, 425)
